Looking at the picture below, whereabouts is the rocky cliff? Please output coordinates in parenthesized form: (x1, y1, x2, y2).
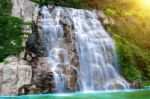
(0, 0, 38, 96)
(0, 0, 79, 95)
(0, 56, 32, 96)
(11, 0, 39, 21)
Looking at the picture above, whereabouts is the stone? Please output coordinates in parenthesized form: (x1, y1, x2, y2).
(97, 11, 115, 25)
(129, 80, 143, 89)
(28, 58, 55, 94)
(103, 17, 115, 25)
(11, 0, 39, 22)
(66, 66, 77, 91)
(97, 11, 106, 19)
(0, 56, 32, 96)
(19, 84, 37, 95)
(10, 0, 40, 59)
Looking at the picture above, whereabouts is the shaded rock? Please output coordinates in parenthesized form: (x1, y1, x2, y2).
(25, 33, 39, 56)
(19, 84, 37, 95)
(29, 58, 55, 94)
(60, 20, 79, 91)
(66, 66, 78, 91)
(129, 80, 143, 89)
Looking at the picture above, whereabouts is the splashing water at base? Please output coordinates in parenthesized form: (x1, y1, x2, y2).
(40, 6, 129, 93)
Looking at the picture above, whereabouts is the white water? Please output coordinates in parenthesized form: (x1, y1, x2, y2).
(71, 9, 130, 91)
(40, 6, 69, 93)
(40, 6, 129, 92)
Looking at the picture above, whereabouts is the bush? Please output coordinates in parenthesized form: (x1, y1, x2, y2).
(113, 34, 142, 81)
(0, 0, 25, 61)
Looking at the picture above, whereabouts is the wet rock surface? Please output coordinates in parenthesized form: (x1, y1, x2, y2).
(20, 6, 79, 94)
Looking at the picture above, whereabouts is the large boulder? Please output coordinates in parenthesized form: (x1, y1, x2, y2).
(11, 0, 39, 21)
(0, 56, 32, 96)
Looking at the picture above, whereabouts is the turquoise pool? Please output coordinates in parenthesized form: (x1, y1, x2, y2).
(1, 90, 150, 99)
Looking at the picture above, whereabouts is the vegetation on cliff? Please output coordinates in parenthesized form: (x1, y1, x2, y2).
(0, 0, 24, 61)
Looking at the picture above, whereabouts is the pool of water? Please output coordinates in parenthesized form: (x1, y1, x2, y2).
(1, 89, 150, 99)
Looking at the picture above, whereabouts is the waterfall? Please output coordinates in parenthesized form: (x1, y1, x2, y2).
(40, 6, 69, 93)
(39, 6, 129, 93)
(72, 10, 129, 91)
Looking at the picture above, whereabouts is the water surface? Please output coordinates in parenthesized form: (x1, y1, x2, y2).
(1, 90, 150, 99)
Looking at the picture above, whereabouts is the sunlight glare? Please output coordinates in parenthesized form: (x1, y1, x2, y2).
(138, 0, 150, 9)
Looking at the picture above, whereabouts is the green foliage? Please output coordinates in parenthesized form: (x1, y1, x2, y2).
(0, 0, 24, 61)
(3, 59, 10, 65)
(0, 0, 12, 14)
(144, 81, 150, 86)
(113, 34, 142, 81)
(0, 16, 25, 61)
(105, 8, 117, 17)
(104, 23, 150, 81)
(104, 5, 117, 17)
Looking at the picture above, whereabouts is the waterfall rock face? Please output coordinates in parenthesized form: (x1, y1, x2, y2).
(0, 56, 32, 96)
(2, 0, 129, 95)
(23, 6, 79, 93)
(23, 6, 129, 94)
(9, 0, 129, 94)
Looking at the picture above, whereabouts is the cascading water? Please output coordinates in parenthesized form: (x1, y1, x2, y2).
(40, 6, 69, 93)
(72, 10, 129, 91)
(39, 6, 129, 93)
